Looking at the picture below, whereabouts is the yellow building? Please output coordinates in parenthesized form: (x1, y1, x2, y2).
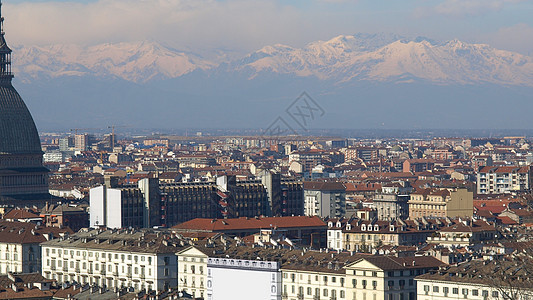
(408, 188, 472, 219)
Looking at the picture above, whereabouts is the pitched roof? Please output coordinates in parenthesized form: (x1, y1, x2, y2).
(0, 221, 72, 244)
(173, 216, 326, 232)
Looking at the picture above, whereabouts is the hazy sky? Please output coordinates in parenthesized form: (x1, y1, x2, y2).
(4, 0, 533, 55)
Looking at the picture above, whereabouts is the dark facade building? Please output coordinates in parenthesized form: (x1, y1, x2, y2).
(0, 2, 51, 207)
(90, 175, 304, 228)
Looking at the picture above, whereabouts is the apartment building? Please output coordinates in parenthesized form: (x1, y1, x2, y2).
(477, 166, 531, 194)
(304, 181, 346, 218)
(346, 256, 442, 300)
(341, 220, 434, 253)
(41, 229, 181, 291)
(176, 246, 209, 299)
(408, 188, 473, 219)
(416, 259, 533, 300)
(0, 220, 71, 275)
(373, 183, 411, 221)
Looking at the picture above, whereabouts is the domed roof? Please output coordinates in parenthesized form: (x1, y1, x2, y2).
(0, 83, 42, 154)
(0, 1, 42, 155)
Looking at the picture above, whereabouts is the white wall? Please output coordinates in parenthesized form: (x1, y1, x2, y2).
(89, 186, 105, 227)
(207, 258, 281, 300)
(107, 189, 123, 229)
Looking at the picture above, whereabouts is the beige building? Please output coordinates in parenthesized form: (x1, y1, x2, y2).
(408, 188, 473, 219)
(416, 259, 533, 300)
(346, 256, 442, 300)
(176, 246, 209, 299)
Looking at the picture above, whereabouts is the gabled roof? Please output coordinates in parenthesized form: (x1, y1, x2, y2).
(348, 256, 443, 271)
(173, 216, 326, 232)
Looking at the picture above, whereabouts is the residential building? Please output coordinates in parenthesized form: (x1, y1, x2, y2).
(342, 219, 435, 253)
(346, 256, 442, 300)
(373, 183, 411, 221)
(173, 216, 327, 248)
(41, 228, 181, 291)
(176, 246, 209, 299)
(477, 166, 531, 194)
(426, 220, 498, 247)
(416, 259, 533, 300)
(0, 220, 71, 274)
(40, 203, 89, 232)
(304, 181, 346, 218)
(408, 188, 473, 219)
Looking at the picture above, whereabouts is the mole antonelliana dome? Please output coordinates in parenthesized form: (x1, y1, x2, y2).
(0, 0, 51, 206)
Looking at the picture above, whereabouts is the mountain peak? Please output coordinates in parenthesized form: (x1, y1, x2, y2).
(12, 34, 533, 86)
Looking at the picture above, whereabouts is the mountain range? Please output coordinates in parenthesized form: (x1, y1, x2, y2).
(10, 33, 533, 131)
(13, 33, 533, 86)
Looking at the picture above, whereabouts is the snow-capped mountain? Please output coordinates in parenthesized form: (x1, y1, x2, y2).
(234, 35, 533, 85)
(13, 41, 215, 83)
(11, 34, 533, 86)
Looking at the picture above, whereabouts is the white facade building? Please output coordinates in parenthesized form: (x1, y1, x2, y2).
(41, 229, 179, 291)
(0, 220, 69, 275)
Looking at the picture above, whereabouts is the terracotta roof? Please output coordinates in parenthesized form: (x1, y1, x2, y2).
(497, 216, 518, 225)
(2, 209, 41, 220)
(173, 216, 326, 232)
(0, 221, 72, 244)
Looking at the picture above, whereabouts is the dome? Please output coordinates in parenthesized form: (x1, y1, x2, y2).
(0, 83, 42, 154)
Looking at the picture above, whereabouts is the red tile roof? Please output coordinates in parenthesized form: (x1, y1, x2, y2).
(173, 216, 326, 232)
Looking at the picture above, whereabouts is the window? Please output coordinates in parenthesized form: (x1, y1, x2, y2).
(444, 287, 449, 295)
(362, 280, 367, 289)
(492, 291, 499, 298)
(340, 290, 345, 298)
(472, 290, 479, 296)
(307, 287, 312, 295)
(433, 286, 439, 293)
(372, 281, 377, 290)
(323, 289, 328, 297)
(372, 271, 378, 277)
(352, 279, 357, 288)
(453, 288, 459, 294)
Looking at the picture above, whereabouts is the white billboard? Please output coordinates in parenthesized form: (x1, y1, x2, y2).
(207, 258, 281, 300)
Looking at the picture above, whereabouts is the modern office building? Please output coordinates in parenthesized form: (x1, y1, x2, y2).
(90, 175, 303, 228)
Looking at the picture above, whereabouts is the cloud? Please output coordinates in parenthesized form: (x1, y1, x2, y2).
(3, 0, 315, 51)
(485, 23, 533, 55)
(414, 0, 525, 18)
